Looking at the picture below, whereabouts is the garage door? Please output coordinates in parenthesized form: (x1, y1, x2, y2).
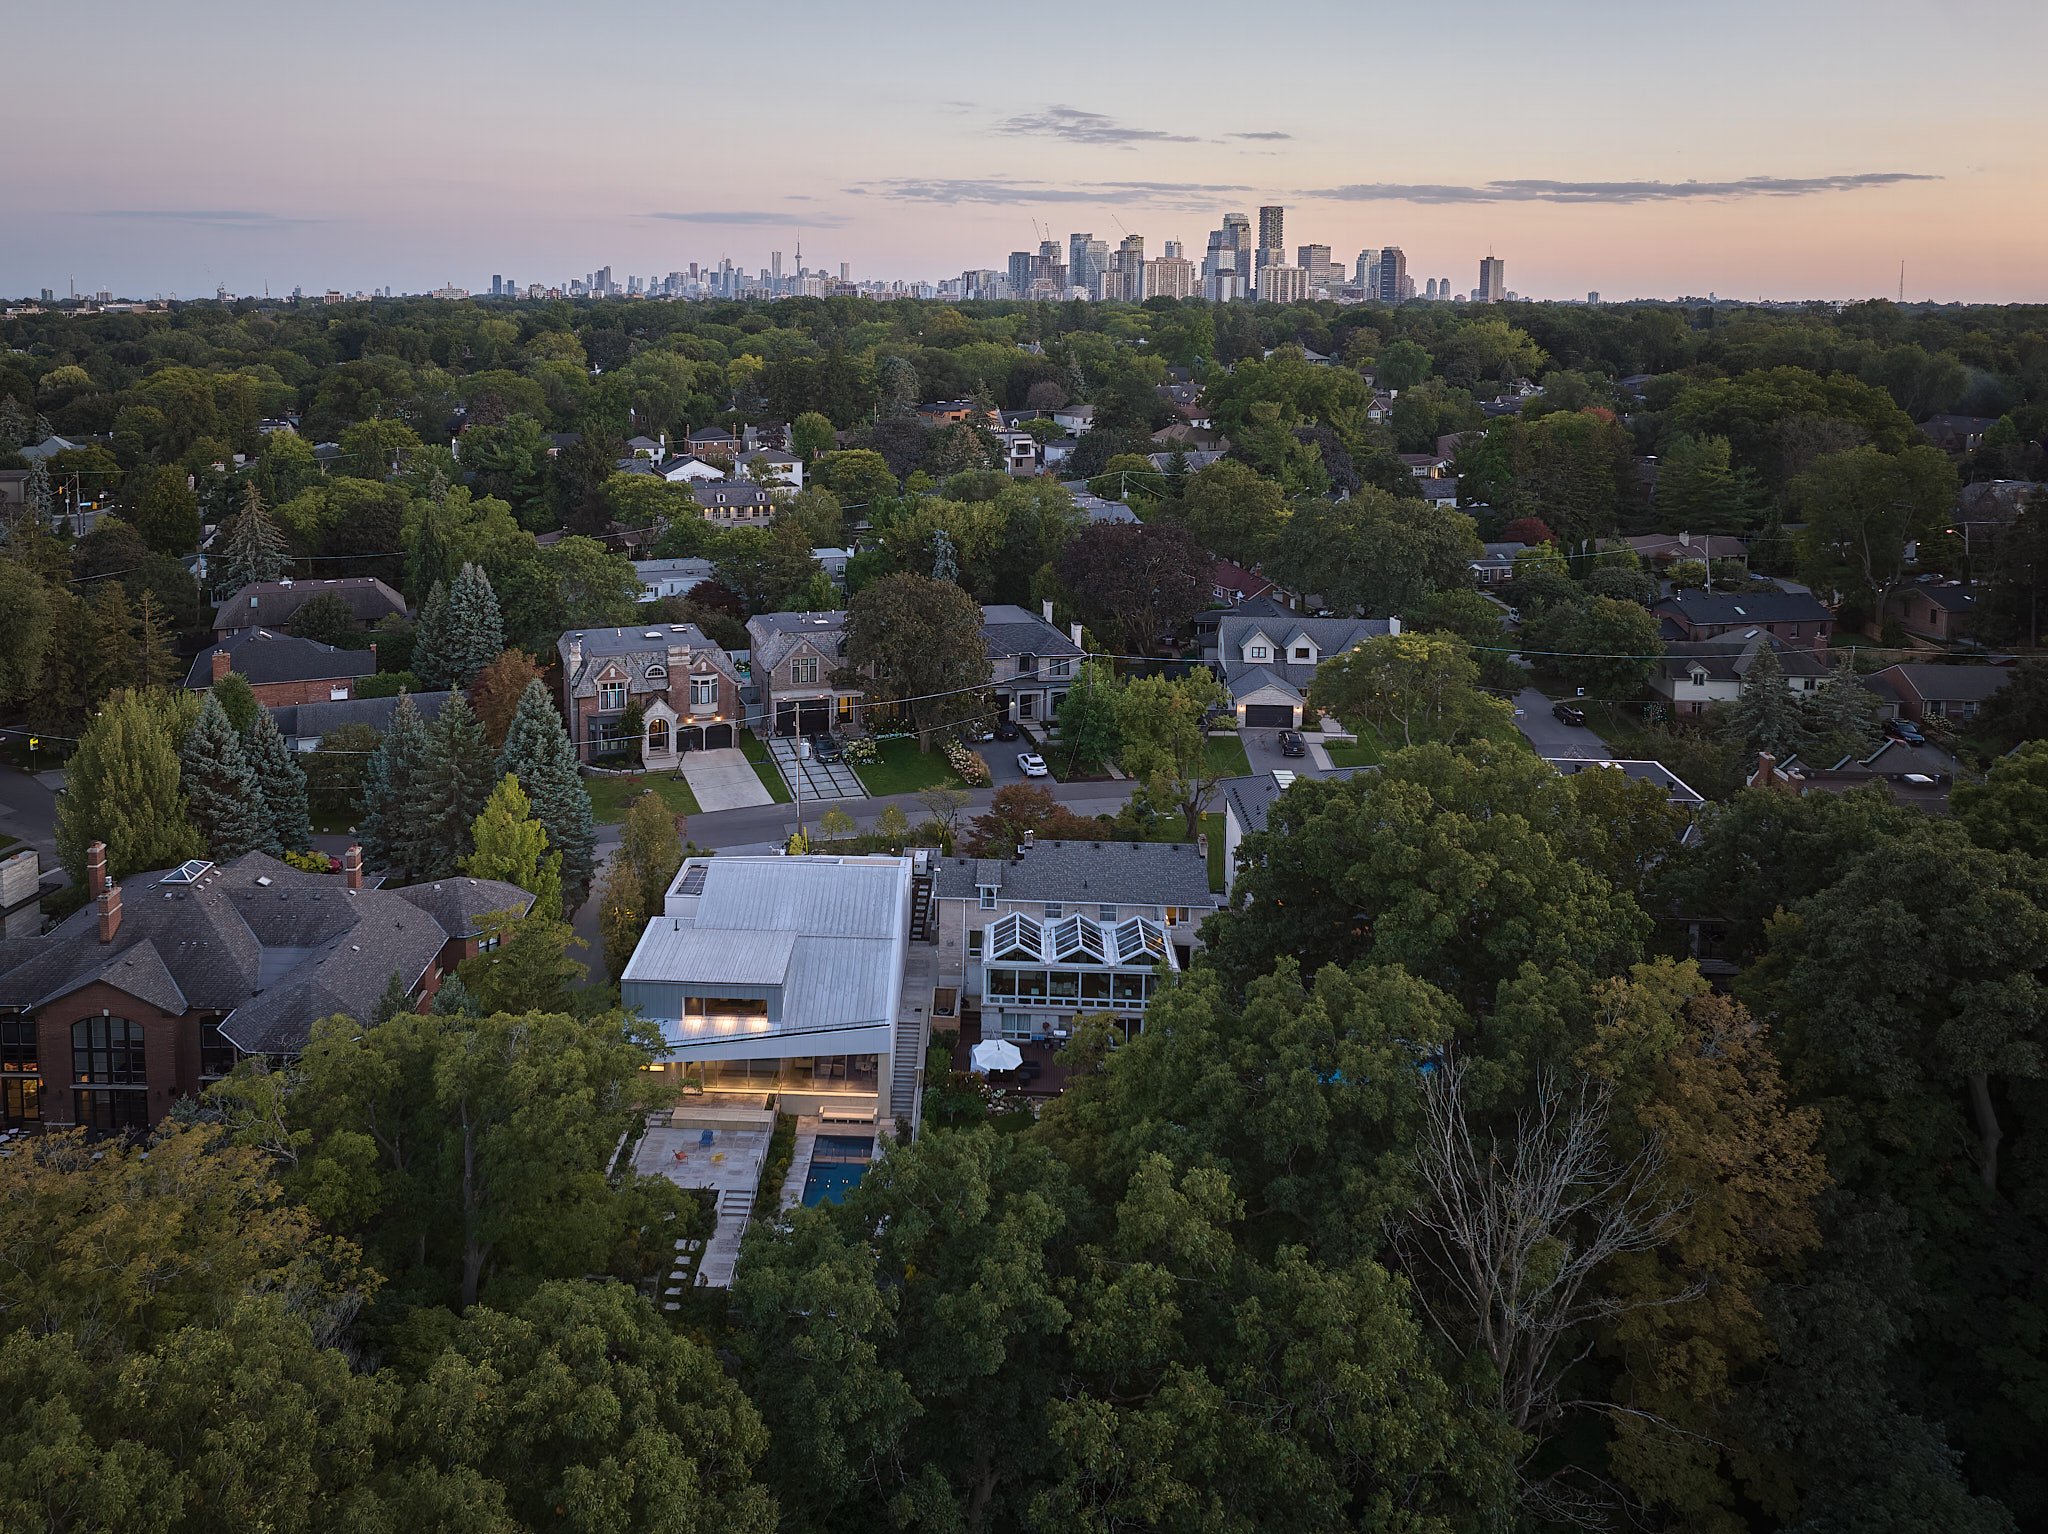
(1243, 704, 1295, 728)
(797, 700, 830, 737)
(702, 723, 733, 749)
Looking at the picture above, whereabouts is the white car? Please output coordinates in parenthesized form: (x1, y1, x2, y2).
(1016, 752, 1049, 778)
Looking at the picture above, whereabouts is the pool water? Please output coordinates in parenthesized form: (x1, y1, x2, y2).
(801, 1134, 875, 1206)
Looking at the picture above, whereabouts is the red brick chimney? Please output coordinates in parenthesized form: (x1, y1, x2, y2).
(88, 841, 122, 942)
(342, 844, 364, 890)
(210, 649, 231, 683)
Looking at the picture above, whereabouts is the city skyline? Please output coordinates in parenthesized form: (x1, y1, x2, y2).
(4, 0, 2045, 303)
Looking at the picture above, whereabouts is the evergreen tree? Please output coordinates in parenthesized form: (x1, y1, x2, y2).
(221, 481, 291, 590)
(135, 589, 177, 688)
(360, 691, 434, 878)
(416, 694, 496, 878)
(32, 589, 94, 734)
(85, 580, 136, 707)
(242, 706, 314, 853)
(464, 773, 563, 917)
(418, 563, 503, 690)
(55, 688, 204, 885)
(211, 670, 259, 733)
(179, 691, 271, 860)
(410, 580, 451, 687)
(372, 969, 412, 1024)
(1806, 649, 1888, 765)
(498, 680, 596, 911)
(431, 970, 481, 1016)
(1719, 641, 1813, 762)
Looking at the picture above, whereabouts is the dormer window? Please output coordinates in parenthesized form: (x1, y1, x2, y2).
(646, 664, 667, 680)
(1293, 646, 1311, 662)
(1249, 645, 1268, 660)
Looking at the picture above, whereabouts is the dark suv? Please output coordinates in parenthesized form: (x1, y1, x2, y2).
(811, 733, 844, 763)
(1552, 702, 1587, 727)
(1276, 729, 1307, 758)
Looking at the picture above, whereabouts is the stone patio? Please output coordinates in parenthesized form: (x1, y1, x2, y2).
(633, 1109, 772, 1289)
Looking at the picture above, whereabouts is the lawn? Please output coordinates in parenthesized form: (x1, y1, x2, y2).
(586, 772, 702, 824)
(1322, 737, 1384, 768)
(853, 737, 967, 797)
(738, 732, 792, 804)
(1202, 734, 1252, 777)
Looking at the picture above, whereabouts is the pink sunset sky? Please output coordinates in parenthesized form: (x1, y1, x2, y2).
(4, 0, 2043, 302)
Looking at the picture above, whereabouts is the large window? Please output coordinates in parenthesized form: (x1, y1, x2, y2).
(200, 1019, 237, 1081)
(1, 1016, 35, 1076)
(691, 676, 717, 708)
(0, 1078, 38, 1127)
(683, 996, 769, 1021)
(791, 657, 820, 686)
(598, 680, 626, 712)
(73, 1016, 147, 1087)
(73, 1014, 150, 1132)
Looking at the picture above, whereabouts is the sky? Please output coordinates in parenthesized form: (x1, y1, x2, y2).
(5, 0, 2046, 303)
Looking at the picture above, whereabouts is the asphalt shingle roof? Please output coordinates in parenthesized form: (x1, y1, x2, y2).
(186, 628, 378, 689)
(933, 840, 1218, 909)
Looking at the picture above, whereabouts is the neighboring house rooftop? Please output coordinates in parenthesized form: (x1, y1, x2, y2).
(0, 854, 531, 1056)
(1217, 613, 1399, 702)
(185, 628, 378, 689)
(1653, 589, 1832, 627)
(214, 576, 407, 633)
(1657, 633, 1829, 685)
(1619, 532, 1747, 564)
(1218, 767, 1370, 838)
(933, 840, 1217, 909)
(979, 603, 1084, 661)
(1543, 757, 1706, 810)
(1876, 662, 2014, 704)
(265, 690, 453, 744)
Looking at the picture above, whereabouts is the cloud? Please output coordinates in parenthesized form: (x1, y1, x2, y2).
(88, 209, 317, 229)
(996, 105, 1200, 145)
(646, 209, 847, 227)
(1303, 173, 1939, 205)
(852, 177, 1251, 207)
(1229, 131, 1293, 141)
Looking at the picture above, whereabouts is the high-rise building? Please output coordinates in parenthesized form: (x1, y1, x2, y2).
(1354, 249, 1377, 293)
(841, 263, 850, 283)
(1375, 248, 1407, 305)
(1478, 256, 1506, 303)
(1163, 239, 1183, 261)
(1258, 205, 1285, 253)
(1588, 291, 1599, 304)
(490, 274, 503, 297)
(772, 250, 783, 283)
(1424, 278, 1437, 301)
(1257, 264, 1308, 304)
(1068, 234, 1107, 296)
(1146, 255, 1197, 300)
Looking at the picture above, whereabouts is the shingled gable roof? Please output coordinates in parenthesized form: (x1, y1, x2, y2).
(0, 854, 533, 1056)
(214, 577, 407, 633)
(185, 627, 378, 689)
(932, 840, 1217, 909)
(747, 610, 849, 672)
(1652, 589, 1831, 627)
(1658, 633, 1829, 685)
(558, 624, 737, 701)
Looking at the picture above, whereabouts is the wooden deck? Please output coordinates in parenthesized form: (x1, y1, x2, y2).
(949, 1010, 1081, 1098)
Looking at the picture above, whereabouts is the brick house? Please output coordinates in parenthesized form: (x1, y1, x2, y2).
(1651, 589, 1833, 653)
(1864, 662, 2012, 725)
(214, 576, 407, 637)
(0, 845, 531, 1133)
(184, 627, 378, 705)
(556, 623, 744, 765)
(1883, 581, 1980, 643)
(748, 611, 865, 738)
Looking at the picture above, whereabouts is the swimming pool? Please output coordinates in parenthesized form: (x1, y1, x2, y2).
(801, 1134, 875, 1206)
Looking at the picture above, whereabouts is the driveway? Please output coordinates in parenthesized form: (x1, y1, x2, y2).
(1511, 686, 1615, 761)
(680, 748, 772, 812)
(768, 738, 866, 802)
(1242, 726, 1317, 781)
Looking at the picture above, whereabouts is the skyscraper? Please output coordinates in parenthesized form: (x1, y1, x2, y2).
(1258, 205, 1285, 253)
(1256, 264, 1308, 304)
(1146, 254, 1196, 299)
(1068, 234, 1107, 296)
(1375, 248, 1407, 305)
(772, 250, 783, 283)
(1478, 256, 1506, 303)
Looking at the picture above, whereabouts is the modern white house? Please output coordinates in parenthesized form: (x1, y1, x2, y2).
(620, 854, 929, 1125)
(631, 557, 716, 603)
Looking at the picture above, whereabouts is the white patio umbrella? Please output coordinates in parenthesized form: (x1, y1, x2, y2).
(969, 1038, 1025, 1074)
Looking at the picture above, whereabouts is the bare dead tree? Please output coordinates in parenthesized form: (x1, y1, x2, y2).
(1399, 1058, 1702, 1524)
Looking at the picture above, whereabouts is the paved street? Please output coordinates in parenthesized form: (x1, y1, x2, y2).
(0, 767, 61, 880)
(1510, 685, 1616, 761)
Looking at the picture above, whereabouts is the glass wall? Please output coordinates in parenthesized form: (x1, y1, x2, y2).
(698, 1055, 879, 1093)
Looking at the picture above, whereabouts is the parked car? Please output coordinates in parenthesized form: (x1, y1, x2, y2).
(1017, 752, 1049, 778)
(1277, 729, 1307, 758)
(994, 718, 1020, 741)
(1552, 702, 1586, 727)
(960, 722, 997, 744)
(1884, 717, 1926, 746)
(812, 733, 844, 763)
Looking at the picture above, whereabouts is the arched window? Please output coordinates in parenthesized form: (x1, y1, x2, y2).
(646, 664, 668, 680)
(647, 717, 670, 755)
(72, 1016, 149, 1131)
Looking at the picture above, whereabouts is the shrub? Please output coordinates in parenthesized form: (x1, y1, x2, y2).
(842, 734, 879, 765)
